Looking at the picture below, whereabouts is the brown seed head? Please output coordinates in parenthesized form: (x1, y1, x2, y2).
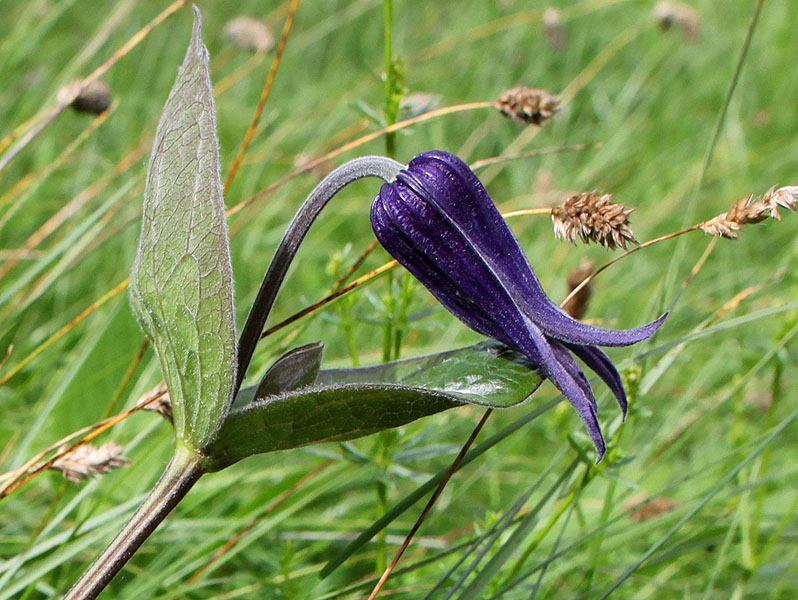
(52, 442, 129, 483)
(699, 186, 797, 239)
(543, 8, 568, 50)
(625, 493, 678, 522)
(224, 16, 274, 53)
(61, 80, 112, 114)
(654, 1, 700, 39)
(551, 192, 637, 250)
(565, 260, 595, 320)
(495, 87, 560, 125)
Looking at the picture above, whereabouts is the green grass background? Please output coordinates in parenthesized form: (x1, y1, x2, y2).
(1, 0, 798, 597)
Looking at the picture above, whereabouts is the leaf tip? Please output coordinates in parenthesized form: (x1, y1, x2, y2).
(189, 5, 206, 58)
(192, 4, 202, 31)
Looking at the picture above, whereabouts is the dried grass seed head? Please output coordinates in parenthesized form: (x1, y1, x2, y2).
(763, 185, 798, 219)
(699, 186, 797, 239)
(495, 86, 560, 125)
(624, 493, 678, 522)
(52, 442, 129, 483)
(551, 191, 637, 250)
(654, 1, 700, 39)
(224, 16, 274, 52)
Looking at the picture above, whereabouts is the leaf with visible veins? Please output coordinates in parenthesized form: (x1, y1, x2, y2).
(130, 7, 236, 450)
(206, 341, 542, 470)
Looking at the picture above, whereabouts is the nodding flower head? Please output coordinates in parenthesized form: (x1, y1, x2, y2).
(371, 150, 667, 461)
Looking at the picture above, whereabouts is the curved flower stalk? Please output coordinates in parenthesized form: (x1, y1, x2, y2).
(371, 150, 667, 460)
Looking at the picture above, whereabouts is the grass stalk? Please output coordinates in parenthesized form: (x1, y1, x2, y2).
(377, 0, 399, 573)
(383, 0, 396, 158)
(222, 0, 301, 193)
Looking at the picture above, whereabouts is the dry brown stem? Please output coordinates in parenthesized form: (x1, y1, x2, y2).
(223, 0, 301, 193)
(565, 260, 595, 320)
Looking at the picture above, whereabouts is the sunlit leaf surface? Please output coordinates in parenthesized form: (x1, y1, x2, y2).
(129, 8, 236, 450)
(207, 341, 542, 469)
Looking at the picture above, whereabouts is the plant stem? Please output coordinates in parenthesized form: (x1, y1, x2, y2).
(383, 0, 396, 158)
(63, 446, 204, 600)
(560, 225, 699, 309)
(392, 272, 414, 359)
(236, 155, 403, 391)
(376, 479, 388, 573)
(382, 273, 395, 363)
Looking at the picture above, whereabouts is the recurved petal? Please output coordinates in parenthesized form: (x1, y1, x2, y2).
(565, 343, 627, 418)
(530, 306, 667, 348)
(401, 151, 667, 348)
(515, 318, 606, 461)
(548, 339, 597, 413)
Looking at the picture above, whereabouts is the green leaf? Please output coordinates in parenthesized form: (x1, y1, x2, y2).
(206, 341, 542, 470)
(315, 340, 541, 407)
(129, 7, 236, 450)
(232, 343, 326, 411)
(253, 341, 324, 401)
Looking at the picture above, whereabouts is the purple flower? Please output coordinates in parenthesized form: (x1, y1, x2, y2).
(371, 150, 666, 461)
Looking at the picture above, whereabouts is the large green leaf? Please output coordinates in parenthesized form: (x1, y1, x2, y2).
(129, 8, 236, 450)
(205, 341, 542, 470)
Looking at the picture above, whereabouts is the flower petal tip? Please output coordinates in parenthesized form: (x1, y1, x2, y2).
(594, 437, 606, 463)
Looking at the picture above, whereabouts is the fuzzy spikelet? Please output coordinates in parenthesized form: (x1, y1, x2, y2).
(495, 87, 560, 125)
(565, 260, 595, 320)
(136, 382, 173, 422)
(764, 185, 798, 219)
(551, 192, 637, 250)
(52, 442, 129, 483)
(224, 16, 274, 52)
(699, 186, 797, 239)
